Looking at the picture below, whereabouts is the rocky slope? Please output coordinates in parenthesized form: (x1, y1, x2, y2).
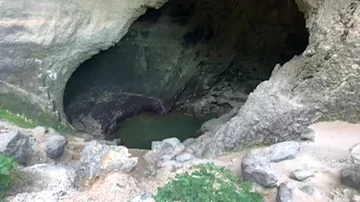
(2, 121, 360, 202)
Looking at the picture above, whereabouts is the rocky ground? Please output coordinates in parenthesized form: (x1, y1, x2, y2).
(1, 120, 360, 202)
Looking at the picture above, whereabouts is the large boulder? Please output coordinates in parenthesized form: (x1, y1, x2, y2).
(241, 141, 300, 187)
(0, 130, 31, 165)
(340, 165, 360, 190)
(45, 134, 68, 159)
(79, 141, 138, 180)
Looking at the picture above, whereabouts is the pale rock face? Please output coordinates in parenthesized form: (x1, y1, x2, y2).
(0, 0, 168, 122)
(190, 0, 360, 158)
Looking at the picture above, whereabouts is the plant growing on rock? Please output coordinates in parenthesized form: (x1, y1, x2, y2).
(0, 155, 20, 198)
(154, 163, 263, 202)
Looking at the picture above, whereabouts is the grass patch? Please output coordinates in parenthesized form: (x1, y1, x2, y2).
(0, 109, 37, 129)
(0, 108, 75, 135)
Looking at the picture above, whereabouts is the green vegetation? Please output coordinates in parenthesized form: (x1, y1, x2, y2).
(0, 155, 20, 198)
(0, 108, 74, 135)
(0, 109, 37, 128)
(155, 163, 263, 202)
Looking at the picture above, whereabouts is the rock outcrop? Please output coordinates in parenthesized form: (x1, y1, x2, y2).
(0, 0, 168, 127)
(190, 0, 360, 158)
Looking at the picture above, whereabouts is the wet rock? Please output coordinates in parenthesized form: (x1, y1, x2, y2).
(290, 169, 314, 181)
(80, 141, 138, 179)
(174, 152, 195, 163)
(45, 135, 68, 159)
(0, 130, 31, 165)
(151, 138, 185, 153)
(350, 144, 360, 165)
(132, 192, 155, 202)
(242, 165, 278, 188)
(277, 183, 293, 202)
(300, 128, 316, 142)
(340, 165, 360, 190)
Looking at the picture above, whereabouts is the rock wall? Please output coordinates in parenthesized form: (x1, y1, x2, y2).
(63, 0, 307, 135)
(0, 0, 168, 126)
(189, 0, 360, 158)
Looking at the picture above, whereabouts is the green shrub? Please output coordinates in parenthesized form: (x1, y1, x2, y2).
(0, 155, 20, 198)
(154, 163, 263, 202)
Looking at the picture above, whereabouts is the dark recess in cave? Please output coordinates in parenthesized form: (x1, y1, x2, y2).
(63, 0, 309, 143)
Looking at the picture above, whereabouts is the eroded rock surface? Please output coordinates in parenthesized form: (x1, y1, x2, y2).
(79, 141, 138, 180)
(190, 0, 360, 158)
(0, 0, 168, 126)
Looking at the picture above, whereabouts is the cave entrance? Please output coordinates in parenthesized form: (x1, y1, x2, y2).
(63, 0, 309, 149)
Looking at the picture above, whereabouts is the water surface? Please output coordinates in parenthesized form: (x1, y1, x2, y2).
(114, 112, 217, 149)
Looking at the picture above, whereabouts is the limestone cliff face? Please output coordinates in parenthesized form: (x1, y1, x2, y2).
(190, 0, 360, 158)
(0, 0, 168, 125)
(62, 0, 307, 135)
(1, 0, 360, 155)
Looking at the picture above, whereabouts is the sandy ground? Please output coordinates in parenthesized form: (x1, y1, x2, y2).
(216, 121, 360, 202)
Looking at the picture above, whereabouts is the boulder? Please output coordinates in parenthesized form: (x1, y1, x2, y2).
(290, 169, 314, 181)
(300, 128, 316, 142)
(340, 165, 360, 190)
(242, 141, 300, 166)
(0, 130, 31, 165)
(242, 141, 300, 187)
(45, 135, 68, 159)
(277, 183, 293, 202)
(174, 152, 195, 163)
(242, 165, 278, 188)
(80, 141, 138, 179)
(151, 138, 185, 154)
(350, 144, 360, 165)
(132, 192, 155, 202)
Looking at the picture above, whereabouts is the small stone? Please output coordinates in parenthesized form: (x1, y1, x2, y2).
(182, 138, 196, 147)
(350, 144, 360, 164)
(277, 183, 293, 202)
(300, 185, 316, 195)
(160, 154, 176, 162)
(351, 64, 359, 70)
(174, 152, 195, 163)
(290, 169, 314, 181)
(340, 165, 360, 190)
(351, 194, 360, 202)
(132, 192, 155, 202)
(300, 127, 316, 142)
(0, 130, 31, 165)
(45, 135, 68, 159)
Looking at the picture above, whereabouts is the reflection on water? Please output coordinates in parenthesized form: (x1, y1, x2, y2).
(114, 112, 217, 149)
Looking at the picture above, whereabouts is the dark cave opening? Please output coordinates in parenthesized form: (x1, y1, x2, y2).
(63, 0, 309, 147)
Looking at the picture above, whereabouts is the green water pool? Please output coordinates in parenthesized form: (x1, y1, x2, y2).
(114, 112, 217, 149)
